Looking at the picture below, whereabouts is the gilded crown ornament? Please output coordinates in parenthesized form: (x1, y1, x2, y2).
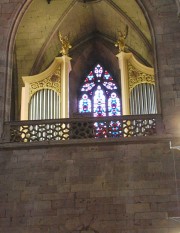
(59, 32, 72, 56)
(115, 25, 129, 52)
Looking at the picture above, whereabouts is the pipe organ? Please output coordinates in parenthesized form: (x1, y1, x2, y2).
(21, 52, 156, 121)
(21, 56, 71, 120)
(116, 52, 157, 115)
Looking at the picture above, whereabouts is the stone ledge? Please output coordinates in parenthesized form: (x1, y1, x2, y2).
(0, 135, 173, 150)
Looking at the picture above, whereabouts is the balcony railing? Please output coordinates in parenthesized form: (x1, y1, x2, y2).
(3, 114, 163, 143)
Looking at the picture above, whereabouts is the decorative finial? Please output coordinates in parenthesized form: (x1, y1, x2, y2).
(115, 25, 128, 52)
(58, 32, 72, 56)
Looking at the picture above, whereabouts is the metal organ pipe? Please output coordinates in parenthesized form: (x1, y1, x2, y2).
(53, 91, 55, 119)
(139, 84, 143, 114)
(150, 85, 153, 113)
(152, 85, 157, 113)
(50, 90, 52, 119)
(130, 83, 157, 115)
(44, 89, 47, 119)
(144, 84, 148, 114)
(39, 89, 42, 119)
(138, 84, 142, 114)
(136, 85, 140, 114)
(47, 89, 49, 119)
(134, 88, 137, 115)
(29, 89, 60, 120)
(130, 89, 135, 115)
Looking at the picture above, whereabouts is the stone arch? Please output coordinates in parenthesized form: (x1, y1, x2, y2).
(3, 0, 32, 124)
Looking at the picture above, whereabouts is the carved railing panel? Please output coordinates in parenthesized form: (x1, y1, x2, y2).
(3, 115, 163, 143)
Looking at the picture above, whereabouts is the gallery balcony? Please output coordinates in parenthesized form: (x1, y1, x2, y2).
(2, 114, 164, 147)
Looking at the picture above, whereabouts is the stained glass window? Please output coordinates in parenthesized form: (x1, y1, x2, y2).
(94, 64, 103, 77)
(79, 64, 121, 115)
(79, 64, 121, 137)
(79, 94, 91, 113)
(93, 86, 106, 117)
(108, 93, 120, 116)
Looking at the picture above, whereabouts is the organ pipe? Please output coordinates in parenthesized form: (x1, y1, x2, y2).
(29, 89, 60, 120)
(130, 83, 157, 115)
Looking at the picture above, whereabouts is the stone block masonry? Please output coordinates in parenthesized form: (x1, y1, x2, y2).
(0, 141, 179, 233)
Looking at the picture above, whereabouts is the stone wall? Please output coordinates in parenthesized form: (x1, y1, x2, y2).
(0, 142, 180, 233)
(136, 0, 180, 136)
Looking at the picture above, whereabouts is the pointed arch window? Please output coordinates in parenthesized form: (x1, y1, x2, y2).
(78, 64, 121, 116)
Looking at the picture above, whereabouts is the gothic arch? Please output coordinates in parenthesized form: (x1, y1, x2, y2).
(4, 0, 32, 122)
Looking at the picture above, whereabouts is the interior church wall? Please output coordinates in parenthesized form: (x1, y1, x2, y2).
(0, 1, 180, 233)
(143, 0, 180, 136)
(0, 142, 179, 233)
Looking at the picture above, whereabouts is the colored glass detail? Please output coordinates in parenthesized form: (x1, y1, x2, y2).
(94, 122, 107, 138)
(79, 94, 91, 113)
(79, 64, 121, 137)
(103, 82, 117, 90)
(108, 121, 122, 137)
(81, 82, 95, 91)
(93, 86, 106, 117)
(94, 64, 103, 77)
(86, 71, 94, 81)
(79, 64, 121, 115)
(108, 92, 121, 116)
(103, 70, 113, 80)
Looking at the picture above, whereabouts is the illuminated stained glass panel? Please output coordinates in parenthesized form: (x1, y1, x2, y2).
(103, 82, 117, 90)
(94, 64, 103, 77)
(79, 64, 121, 137)
(103, 70, 113, 80)
(86, 71, 94, 82)
(94, 122, 107, 138)
(108, 92, 121, 116)
(79, 94, 91, 113)
(108, 121, 122, 137)
(81, 82, 95, 91)
(93, 86, 106, 117)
